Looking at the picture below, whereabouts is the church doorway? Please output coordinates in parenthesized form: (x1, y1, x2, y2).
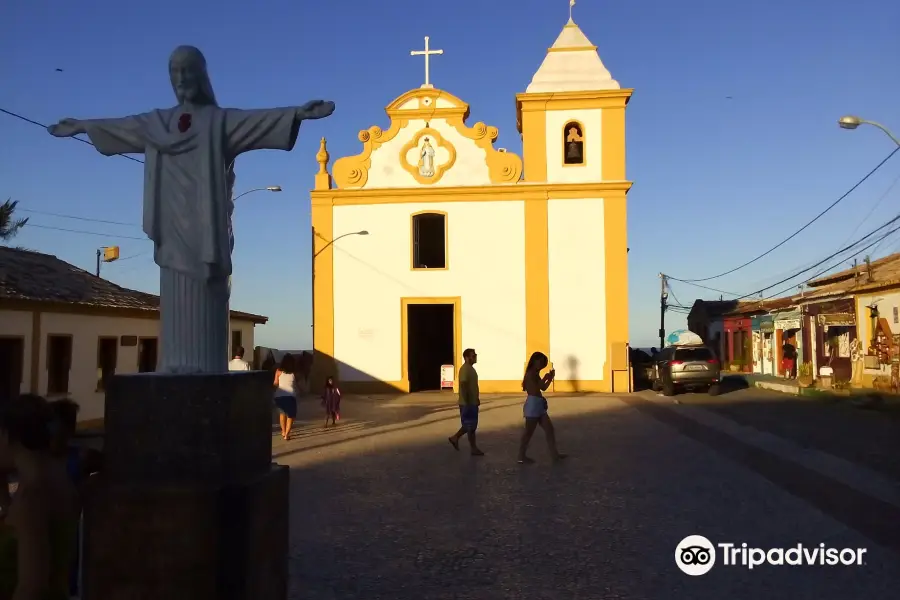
(405, 302, 456, 392)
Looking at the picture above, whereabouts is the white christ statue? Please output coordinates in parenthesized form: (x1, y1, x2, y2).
(48, 45, 335, 374)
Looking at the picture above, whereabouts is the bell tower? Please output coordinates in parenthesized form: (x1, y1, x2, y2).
(515, 12, 634, 393)
(516, 15, 631, 183)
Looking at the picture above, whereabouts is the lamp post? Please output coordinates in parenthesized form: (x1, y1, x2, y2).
(313, 230, 369, 258)
(311, 230, 369, 386)
(838, 116, 900, 147)
(95, 245, 120, 277)
(234, 185, 282, 201)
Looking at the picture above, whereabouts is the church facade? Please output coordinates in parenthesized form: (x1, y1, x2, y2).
(311, 18, 632, 394)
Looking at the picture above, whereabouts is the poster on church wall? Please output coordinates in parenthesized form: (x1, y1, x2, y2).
(440, 365, 455, 391)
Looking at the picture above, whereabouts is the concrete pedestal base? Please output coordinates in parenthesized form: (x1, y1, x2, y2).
(83, 371, 288, 599)
(83, 465, 288, 600)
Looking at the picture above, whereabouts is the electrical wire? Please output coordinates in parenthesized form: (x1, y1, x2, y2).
(666, 284, 684, 308)
(834, 170, 900, 251)
(668, 146, 900, 283)
(109, 251, 151, 262)
(667, 279, 740, 297)
(0, 108, 145, 164)
(25, 223, 149, 241)
(762, 224, 900, 301)
(733, 212, 900, 300)
(17, 207, 141, 228)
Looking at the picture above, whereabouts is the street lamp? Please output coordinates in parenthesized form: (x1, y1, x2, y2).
(311, 229, 369, 385)
(838, 116, 900, 147)
(95, 245, 119, 277)
(234, 186, 282, 201)
(313, 230, 369, 258)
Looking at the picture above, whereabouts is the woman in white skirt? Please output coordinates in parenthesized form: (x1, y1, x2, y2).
(517, 351, 567, 464)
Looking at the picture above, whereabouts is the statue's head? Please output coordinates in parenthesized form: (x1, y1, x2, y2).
(169, 46, 217, 106)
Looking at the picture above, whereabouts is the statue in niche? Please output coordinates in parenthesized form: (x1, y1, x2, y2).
(418, 137, 436, 177)
(564, 123, 584, 165)
(47, 45, 335, 373)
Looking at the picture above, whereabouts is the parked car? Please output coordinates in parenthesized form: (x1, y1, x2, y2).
(651, 344, 721, 396)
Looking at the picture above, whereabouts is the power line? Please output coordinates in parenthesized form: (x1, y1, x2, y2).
(733, 211, 900, 300)
(18, 207, 141, 228)
(669, 146, 900, 283)
(25, 223, 149, 241)
(669, 279, 740, 297)
(737, 170, 900, 294)
(0, 107, 145, 165)
(763, 224, 900, 301)
(109, 251, 151, 262)
(834, 170, 900, 250)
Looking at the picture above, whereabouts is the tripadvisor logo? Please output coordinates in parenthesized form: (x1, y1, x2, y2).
(675, 535, 867, 575)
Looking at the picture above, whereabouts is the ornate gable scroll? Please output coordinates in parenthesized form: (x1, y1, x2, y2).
(331, 87, 523, 190)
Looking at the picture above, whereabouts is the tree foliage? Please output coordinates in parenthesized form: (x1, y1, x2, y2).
(0, 198, 28, 242)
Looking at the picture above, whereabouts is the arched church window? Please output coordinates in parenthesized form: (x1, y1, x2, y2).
(563, 121, 585, 166)
(411, 211, 448, 270)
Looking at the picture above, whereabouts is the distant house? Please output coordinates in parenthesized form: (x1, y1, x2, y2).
(0, 247, 267, 424)
(687, 299, 740, 360)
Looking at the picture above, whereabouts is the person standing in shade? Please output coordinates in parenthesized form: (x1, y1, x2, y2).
(228, 346, 251, 371)
(448, 349, 484, 456)
(781, 338, 797, 379)
(274, 353, 300, 440)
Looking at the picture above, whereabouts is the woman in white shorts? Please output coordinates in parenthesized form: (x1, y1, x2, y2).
(517, 351, 567, 464)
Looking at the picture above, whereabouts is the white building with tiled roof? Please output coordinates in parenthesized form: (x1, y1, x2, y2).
(0, 247, 267, 425)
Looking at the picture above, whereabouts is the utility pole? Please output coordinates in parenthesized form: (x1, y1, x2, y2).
(659, 273, 668, 349)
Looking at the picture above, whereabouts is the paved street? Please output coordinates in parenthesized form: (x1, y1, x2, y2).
(277, 392, 900, 600)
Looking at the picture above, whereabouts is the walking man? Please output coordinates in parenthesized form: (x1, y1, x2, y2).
(228, 346, 251, 371)
(448, 348, 484, 456)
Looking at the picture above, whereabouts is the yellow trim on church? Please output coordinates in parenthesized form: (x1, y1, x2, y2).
(399, 127, 457, 185)
(547, 45, 598, 52)
(331, 87, 522, 190)
(311, 85, 633, 394)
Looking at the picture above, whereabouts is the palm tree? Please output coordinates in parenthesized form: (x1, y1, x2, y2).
(0, 198, 28, 243)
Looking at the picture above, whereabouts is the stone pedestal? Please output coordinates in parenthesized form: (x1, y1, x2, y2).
(83, 371, 288, 600)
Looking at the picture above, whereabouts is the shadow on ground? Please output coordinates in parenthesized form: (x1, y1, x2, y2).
(285, 396, 900, 600)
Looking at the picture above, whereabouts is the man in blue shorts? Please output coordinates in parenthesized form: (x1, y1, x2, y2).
(448, 348, 484, 456)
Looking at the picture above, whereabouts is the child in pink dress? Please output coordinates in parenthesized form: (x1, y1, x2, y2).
(322, 376, 342, 427)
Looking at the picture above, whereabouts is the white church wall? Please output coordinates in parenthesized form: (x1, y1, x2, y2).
(332, 201, 526, 383)
(365, 119, 492, 189)
(545, 108, 603, 184)
(547, 198, 607, 381)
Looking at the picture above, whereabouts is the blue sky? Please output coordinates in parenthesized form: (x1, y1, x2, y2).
(2, 0, 899, 350)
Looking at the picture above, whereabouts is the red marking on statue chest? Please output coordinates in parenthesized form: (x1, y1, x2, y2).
(177, 113, 192, 133)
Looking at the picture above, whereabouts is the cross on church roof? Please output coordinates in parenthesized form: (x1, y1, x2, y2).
(410, 36, 443, 89)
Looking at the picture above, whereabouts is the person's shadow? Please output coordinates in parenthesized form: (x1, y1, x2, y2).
(567, 355, 580, 393)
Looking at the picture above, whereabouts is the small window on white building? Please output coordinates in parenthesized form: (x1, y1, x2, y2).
(412, 212, 447, 270)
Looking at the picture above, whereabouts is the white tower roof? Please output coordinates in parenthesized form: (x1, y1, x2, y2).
(525, 18, 620, 93)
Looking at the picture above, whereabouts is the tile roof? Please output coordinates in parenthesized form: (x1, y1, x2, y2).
(806, 252, 900, 287)
(690, 300, 740, 318)
(796, 253, 900, 302)
(0, 247, 267, 323)
(723, 297, 795, 316)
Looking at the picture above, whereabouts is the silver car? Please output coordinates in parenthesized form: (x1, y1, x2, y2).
(652, 345, 721, 396)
